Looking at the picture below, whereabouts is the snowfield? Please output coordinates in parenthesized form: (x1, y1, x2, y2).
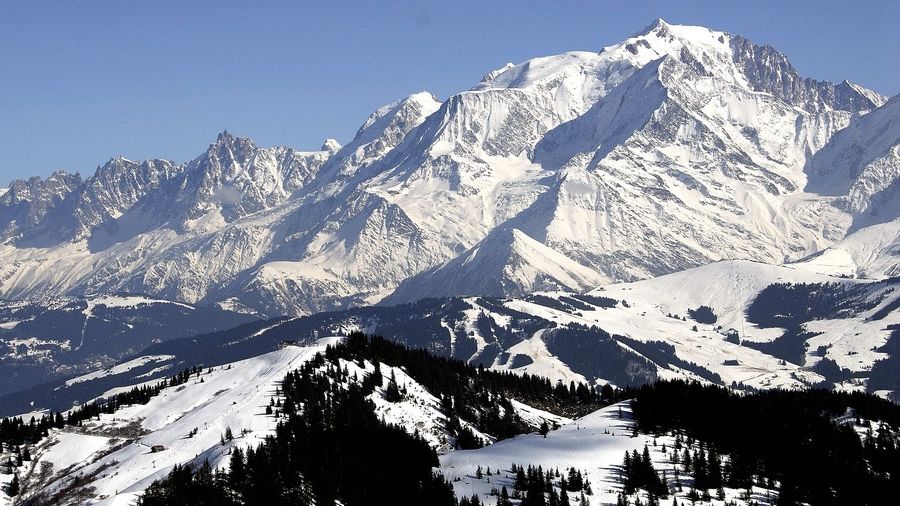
(488, 260, 897, 392)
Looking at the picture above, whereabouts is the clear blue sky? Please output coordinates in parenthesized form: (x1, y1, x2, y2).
(1, 0, 898, 184)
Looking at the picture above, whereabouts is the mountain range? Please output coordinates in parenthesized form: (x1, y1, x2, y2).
(3, 19, 900, 506)
(0, 19, 897, 319)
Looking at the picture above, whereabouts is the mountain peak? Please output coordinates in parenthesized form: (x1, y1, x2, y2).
(321, 138, 342, 153)
(105, 155, 134, 166)
(353, 91, 441, 145)
(405, 90, 440, 106)
(482, 62, 516, 82)
(216, 130, 235, 143)
(599, 18, 729, 69)
(635, 17, 672, 37)
(385, 227, 607, 303)
(207, 130, 259, 157)
(627, 18, 723, 46)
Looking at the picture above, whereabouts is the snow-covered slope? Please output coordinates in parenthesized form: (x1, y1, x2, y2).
(792, 218, 900, 278)
(805, 94, 900, 221)
(441, 401, 776, 506)
(442, 403, 644, 505)
(10, 337, 563, 505)
(588, 261, 899, 379)
(387, 228, 608, 303)
(13, 340, 336, 505)
(0, 20, 896, 317)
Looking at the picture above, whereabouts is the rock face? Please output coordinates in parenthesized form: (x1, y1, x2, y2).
(0, 19, 897, 316)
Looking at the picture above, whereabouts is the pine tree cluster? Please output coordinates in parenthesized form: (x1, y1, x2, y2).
(629, 380, 900, 505)
(621, 445, 667, 497)
(501, 463, 587, 506)
(331, 333, 617, 446)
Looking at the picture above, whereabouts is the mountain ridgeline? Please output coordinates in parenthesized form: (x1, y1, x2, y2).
(0, 20, 896, 318)
(0, 296, 255, 399)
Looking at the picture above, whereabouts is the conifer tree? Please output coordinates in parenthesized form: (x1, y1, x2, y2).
(559, 481, 570, 506)
(384, 371, 403, 402)
(499, 485, 511, 506)
(7, 473, 19, 497)
(229, 447, 246, 494)
(515, 466, 528, 491)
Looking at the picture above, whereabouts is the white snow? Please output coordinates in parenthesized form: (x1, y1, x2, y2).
(441, 401, 777, 506)
(20, 338, 342, 505)
(792, 218, 900, 278)
(64, 355, 176, 386)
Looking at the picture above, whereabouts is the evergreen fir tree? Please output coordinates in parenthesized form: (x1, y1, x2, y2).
(515, 466, 528, 491)
(499, 485, 511, 506)
(7, 473, 19, 497)
(384, 371, 403, 402)
(548, 487, 560, 506)
(559, 482, 571, 506)
(229, 447, 246, 494)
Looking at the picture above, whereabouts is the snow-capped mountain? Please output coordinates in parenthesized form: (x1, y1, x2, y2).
(386, 227, 609, 302)
(0, 19, 897, 317)
(806, 94, 900, 225)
